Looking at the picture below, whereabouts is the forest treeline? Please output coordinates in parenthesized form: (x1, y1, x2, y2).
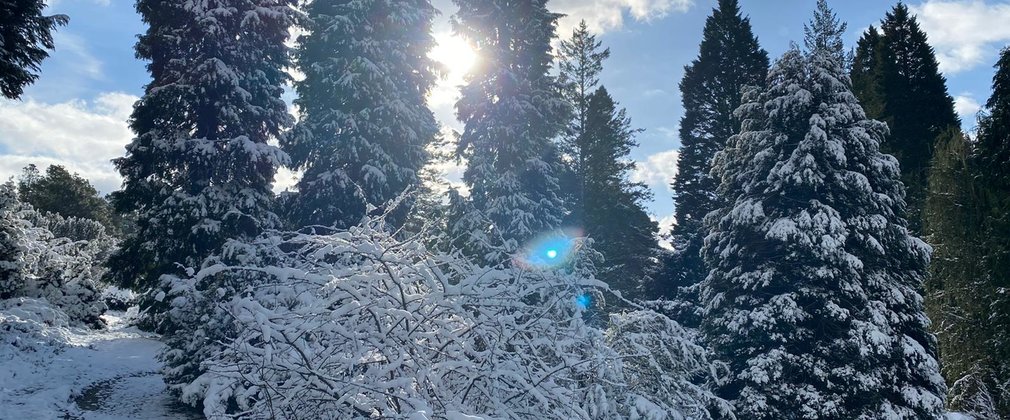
(3, 0, 1010, 418)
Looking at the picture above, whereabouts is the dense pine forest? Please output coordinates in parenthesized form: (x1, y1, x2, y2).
(2, 0, 1010, 418)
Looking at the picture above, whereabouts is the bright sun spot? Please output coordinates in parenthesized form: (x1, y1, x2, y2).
(546, 249, 558, 259)
(430, 32, 478, 82)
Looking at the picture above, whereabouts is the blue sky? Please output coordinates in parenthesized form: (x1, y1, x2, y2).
(2, 0, 1008, 232)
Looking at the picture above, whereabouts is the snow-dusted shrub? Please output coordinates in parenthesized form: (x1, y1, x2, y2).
(603, 310, 733, 419)
(0, 184, 111, 327)
(0, 298, 73, 359)
(160, 220, 726, 419)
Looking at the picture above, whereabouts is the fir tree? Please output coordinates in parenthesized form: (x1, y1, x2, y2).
(0, 0, 67, 99)
(803, 0, 847, 64)
(579, 87, 658, 299)
(108, 0, 294, 327)
(557, 19, 609, 225)
(450, 0, 569, 260)
(851, 3, 959, 234)
(0, 185, 25, 299)
(850, 25, 886, 119)
(283, 0, 439, 230)
(701, 43, 945, 418)
(663, 0, 768, 318)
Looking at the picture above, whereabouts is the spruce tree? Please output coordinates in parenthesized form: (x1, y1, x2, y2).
(557, 20, 609, 225)
(701, 41, 945, 418)
(0, 0, 67, 99)
(108, 0, 294, 325)
(283, 0, 439, 230)
(579, 87, 658, 298)
(851, 3, 959, 234)
(450, 0, 569, 259)
(663, 0, 767, 317)
(803, 0, 847, 64)
(0, 185, 25, 299)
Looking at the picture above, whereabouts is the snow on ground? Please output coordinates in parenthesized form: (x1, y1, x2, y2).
(0, 299, 200, 419)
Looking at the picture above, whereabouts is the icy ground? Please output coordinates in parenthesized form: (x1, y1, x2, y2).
(0, 305, 200, 419)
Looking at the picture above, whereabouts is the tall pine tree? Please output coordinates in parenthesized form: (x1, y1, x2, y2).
(449, 0, 569, 262)
(663, 0, 768, 318)
(803, 0, 847, 64)
(851, 3, 959, 234)
(283, 0, 439, 230)
(701, 25, 945, 418)
(557, 20, 608, 225)
(0, 0, 67, 99)
(556, 23, 657, 298)
(579, 87, 658, 299)
(108, 0, 294, 326)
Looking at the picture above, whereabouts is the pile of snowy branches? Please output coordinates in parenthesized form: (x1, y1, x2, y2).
(158, 219, 730, 419)
(0, 185, 115, 327)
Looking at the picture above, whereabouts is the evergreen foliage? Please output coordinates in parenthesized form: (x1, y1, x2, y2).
(556, 24, 657, 298)
(956, 46, 1010, 418)
(0, 184, 111, 327)
(0, 0, 67, 99)
(663, 0, 768, 320)
(851, 3, 959, 234)
(558, 19, 610, 226)
(701, 42, 945, 418)
(17, 164, 116, 233)
(924, 128, 998, 417)
(283, 0, 439, 230)
(803, 0, 847, 64)
(579, 87, 658, 298)
(449, 0, 569, 261)
(107, 0, 294, 329)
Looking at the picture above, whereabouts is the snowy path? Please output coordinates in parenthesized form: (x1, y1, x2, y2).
(0, 311, 201, 419)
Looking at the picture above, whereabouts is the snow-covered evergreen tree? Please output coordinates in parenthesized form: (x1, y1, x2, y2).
(107, 0, 294, 329)
(450, 0, 569, 261)
(661, 0, 768, 317)
(283, 0, 439, 230)
(0, 184, 111, 327)
(0, 185, 27, 300)
(701, 41, 945, 418)
(0, 0, 67, 99)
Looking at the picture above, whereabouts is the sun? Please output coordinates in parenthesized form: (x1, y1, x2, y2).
(430, 32, 478, 81)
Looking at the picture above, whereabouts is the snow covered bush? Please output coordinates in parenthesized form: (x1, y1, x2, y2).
(0, 184, 111, 327)
(159, 218, 727, 419)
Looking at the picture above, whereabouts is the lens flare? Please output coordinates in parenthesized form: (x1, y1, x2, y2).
(576, 293, 592, 310)
(515, 228, 584, 269)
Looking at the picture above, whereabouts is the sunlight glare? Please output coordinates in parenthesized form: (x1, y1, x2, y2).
(430, 33, 478, 80)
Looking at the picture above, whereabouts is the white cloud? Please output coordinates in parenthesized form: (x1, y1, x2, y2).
(909, 0, 1010, 74)
(552, 0, 694, 35)
(632, 149, 679, 192)
(656, 125, 679, 139)
(954, 93, 982, 120)
(0, 93, 137, 194)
